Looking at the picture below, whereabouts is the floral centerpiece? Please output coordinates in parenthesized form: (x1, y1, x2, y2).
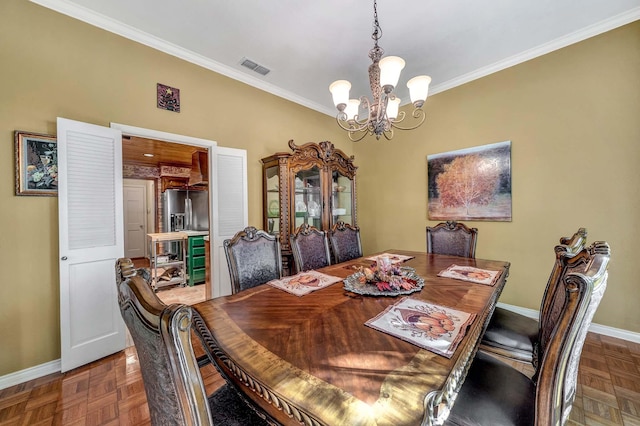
(344, 256, 424, 296)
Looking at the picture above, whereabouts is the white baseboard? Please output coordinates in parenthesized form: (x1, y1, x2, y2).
(2, 304, 639, 390)
(497, 302, 640, 344)
(0, 358, 61, 391)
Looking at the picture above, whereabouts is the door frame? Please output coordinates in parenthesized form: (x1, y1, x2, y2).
(123, 179, 151, 259)
(110, 123, 217, 295)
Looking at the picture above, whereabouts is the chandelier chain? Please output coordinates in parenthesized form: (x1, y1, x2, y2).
(372, 0, 382, 46)
(369, 0, 384, 62)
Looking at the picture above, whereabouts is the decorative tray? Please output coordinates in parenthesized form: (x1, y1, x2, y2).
(343, 266, 424, 297)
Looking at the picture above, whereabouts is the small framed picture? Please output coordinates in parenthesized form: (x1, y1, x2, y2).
(14, 131, 58, 196)
(157, 83, 181, 112)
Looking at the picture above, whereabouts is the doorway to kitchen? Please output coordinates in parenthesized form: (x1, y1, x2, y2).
(113, 121, 249, 304)
(122, 136, 208, 305)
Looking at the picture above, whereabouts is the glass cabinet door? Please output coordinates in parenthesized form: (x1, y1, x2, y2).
(265, 165, 280, 235)
(293, 166, 323, 230)
(331, 170, 354, 228)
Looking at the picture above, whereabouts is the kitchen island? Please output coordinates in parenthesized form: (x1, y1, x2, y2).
(147, 232, 187, 291)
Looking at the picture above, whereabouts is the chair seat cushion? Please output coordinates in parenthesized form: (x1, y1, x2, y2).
(445, 352, 536, 426)
(481, 307, 538, 361)
(209, 384, 270, 425)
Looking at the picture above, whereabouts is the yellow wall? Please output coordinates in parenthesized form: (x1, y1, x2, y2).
(0, 0, 350, 375)
(354, 22, 640, 333)
(1, 0, 638, 377)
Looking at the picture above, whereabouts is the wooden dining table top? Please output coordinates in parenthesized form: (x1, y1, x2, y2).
(193, 250, 510, 426)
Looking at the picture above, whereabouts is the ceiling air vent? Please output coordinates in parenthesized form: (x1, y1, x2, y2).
(240, 57, 271, 76)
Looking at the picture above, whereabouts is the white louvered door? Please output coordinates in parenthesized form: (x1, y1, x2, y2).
(57, 117, 125, 372)
(211, 146, 248, 297)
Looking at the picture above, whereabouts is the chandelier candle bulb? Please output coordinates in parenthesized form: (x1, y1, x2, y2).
(345, 99, 361, 121)
(329, 80, 351, 110)
(387, 97, 401, 120)
(407, 75, 432, 107)
(379, 56, 406, 91)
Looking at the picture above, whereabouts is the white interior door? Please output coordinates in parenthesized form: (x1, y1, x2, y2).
(123, 180, 147, 258)
(58, 117, 126, 372)
(211, 146, 248, 298)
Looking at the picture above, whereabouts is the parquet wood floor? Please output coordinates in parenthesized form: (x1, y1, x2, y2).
(1, 332, 638, 425)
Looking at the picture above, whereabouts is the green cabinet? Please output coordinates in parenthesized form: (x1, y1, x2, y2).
(187, 235, 206, 286)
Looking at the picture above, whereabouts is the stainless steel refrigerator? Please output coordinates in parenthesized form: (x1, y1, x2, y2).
(163, 189, 210, 232)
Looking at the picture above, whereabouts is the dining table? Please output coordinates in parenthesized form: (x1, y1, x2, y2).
(192, 250, 510, 426)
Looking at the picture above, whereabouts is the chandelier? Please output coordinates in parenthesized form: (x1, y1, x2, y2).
(329, 0, 432, 142)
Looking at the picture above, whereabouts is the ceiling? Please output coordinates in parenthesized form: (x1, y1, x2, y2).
(33, 0, 640, 116)
(122, 136, 206, 168)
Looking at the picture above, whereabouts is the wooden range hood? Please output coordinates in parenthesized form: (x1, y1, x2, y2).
(189, 151, 209, 186)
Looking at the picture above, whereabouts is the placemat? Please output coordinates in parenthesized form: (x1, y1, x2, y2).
(437, 264, 502, 286)
(365, 297, 476, 358)
(268, 271, 343, 296)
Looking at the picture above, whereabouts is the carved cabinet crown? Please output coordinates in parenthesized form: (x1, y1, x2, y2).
(261, 140, 357, 275)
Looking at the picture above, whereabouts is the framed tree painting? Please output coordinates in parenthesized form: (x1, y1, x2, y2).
(427, 141, 512, 221)
(14, 130, 58, 196)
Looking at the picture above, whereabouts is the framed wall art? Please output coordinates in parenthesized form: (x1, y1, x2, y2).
(14, 130, 58, 196)
(427, 141, 512, 221)
(157, 83, 180, 112)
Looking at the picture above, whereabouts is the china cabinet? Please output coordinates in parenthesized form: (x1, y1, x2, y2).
(261, 140, 357, 274)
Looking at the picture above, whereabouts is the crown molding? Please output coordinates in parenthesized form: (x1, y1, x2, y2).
(29, 0, 335, 116)
(29, 1, 640, 114)
(430, 7, 640, 96)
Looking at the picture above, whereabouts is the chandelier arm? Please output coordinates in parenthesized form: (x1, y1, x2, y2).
(391, 110, 407, 124)
(389, 108, 426, 131)
(354, 96, 374, 127)
(335, 96, 377, 134)
(336, 114, 364, 133)
(383, 127, 395, 141)
(348, 130, 370, 142)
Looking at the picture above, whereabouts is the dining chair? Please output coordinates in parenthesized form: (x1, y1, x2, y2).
(115, 259, 270, 426)
(328, 220, 363, 263)
(443, 241, 611, 426)
(480, 228, 588, 364)
(426, 221, 478, 258)
(115, 257, 152, 284)
(290, 223, 331, 272)
(224, 226, 283, 294)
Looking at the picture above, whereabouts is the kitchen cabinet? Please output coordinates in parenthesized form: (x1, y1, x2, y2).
(161, 176, 189, 192)
(187, 234, 207, 286)
(261, 140, 357, 275)
(148, 232, 187, 291)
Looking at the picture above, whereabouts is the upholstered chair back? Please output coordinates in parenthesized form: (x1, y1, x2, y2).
(536, 241, 610, 424)
(328, 221, 362, 263)
(224, 226, 282, 294)
(115, 258, 212, 425)
(290, 223, 331, 272)
(426, 221, 478, 258)
(480, 228, 589, 364)
(536, 240, 610, 371)
(530, 227, 589, 368)
(445, 242, 610, 426)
